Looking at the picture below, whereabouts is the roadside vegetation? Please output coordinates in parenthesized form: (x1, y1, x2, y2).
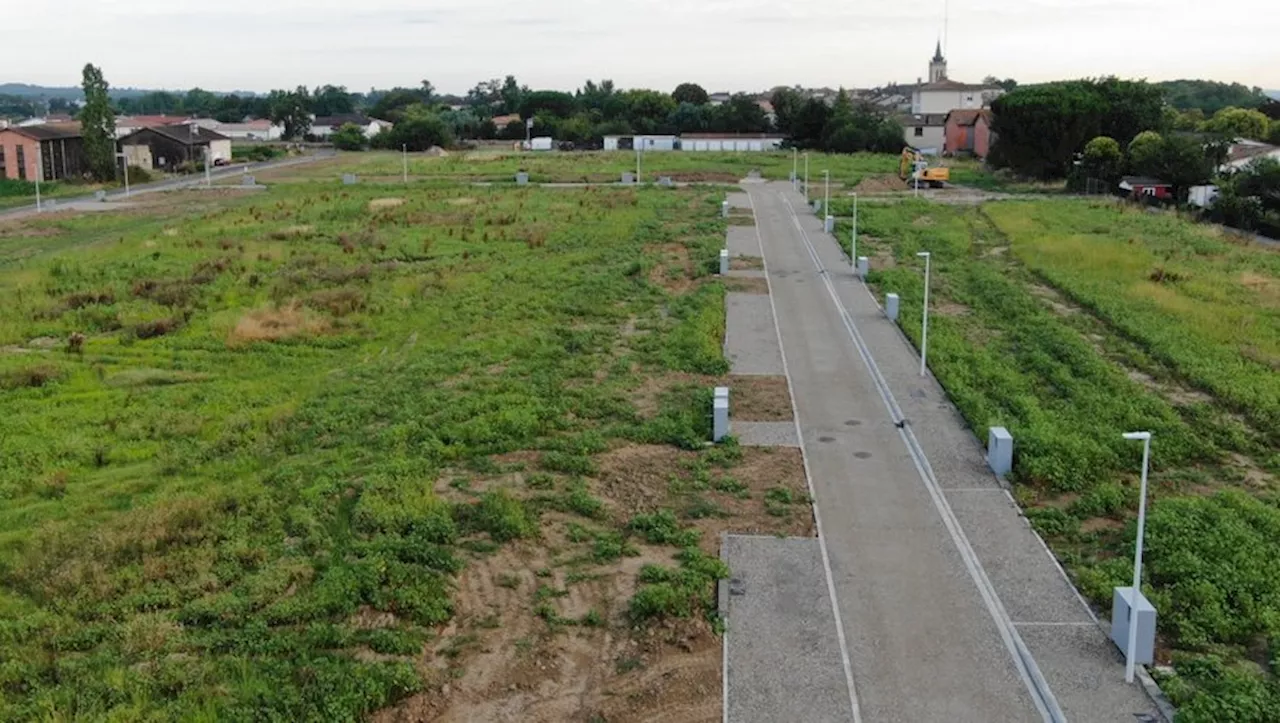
(833, 197, 1280, 719)
(0, 180, 807, 720)
(248, 150, 898, 187)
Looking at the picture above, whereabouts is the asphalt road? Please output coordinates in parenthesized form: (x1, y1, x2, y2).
(0, 151, 334, 220)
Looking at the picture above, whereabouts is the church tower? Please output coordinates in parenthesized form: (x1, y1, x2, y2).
(928, 40, 947, 83)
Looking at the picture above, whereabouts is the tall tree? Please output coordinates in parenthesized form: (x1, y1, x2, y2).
(312, 85, 355, 117)
(79, 63, 116, 182)
(420, 80, 436, 105)
(1202, 107, 1271, 140)
(268, 87, 312, 140)
(500, 75, 525, 114)
(672, 83, 709, 106)
(769, 86, 805, 138)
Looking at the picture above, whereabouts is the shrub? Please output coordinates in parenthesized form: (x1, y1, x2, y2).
(629, 510, 699, 546)
(628, 548, 729, 622)
(455, 490, 537, 542)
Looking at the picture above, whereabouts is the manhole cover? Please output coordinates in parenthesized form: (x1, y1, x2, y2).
(854, 452, 872, 459)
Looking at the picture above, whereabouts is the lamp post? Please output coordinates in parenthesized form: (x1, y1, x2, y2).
(116, 152, 130, 198)
(803, 153, 809, 204)
(823, 169, 830, 219)
(33, 145, 42, 213)
(205, 147, 212, 187)
(916, 251, 931, 376)
(1121, 430, 1153, 684)
(792, 147, 798, 185)
(851, 192, 859, 273)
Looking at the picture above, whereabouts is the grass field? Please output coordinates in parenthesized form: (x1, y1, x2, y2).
(0, 180, 818, 721)
(832, 197, 1280, 719)
(248, 150, 899, 187)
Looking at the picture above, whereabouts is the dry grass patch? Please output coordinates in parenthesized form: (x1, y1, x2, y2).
(722, 277, 769, 294)
(229, 302, 329, 345)
(729, 256, 763, 271)
(644, 243, 695, 294)
(368, 198, 405, 211)
(729, 375, 792, 421)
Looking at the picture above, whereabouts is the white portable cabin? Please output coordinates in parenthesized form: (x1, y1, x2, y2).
(680, 136, 784, 152)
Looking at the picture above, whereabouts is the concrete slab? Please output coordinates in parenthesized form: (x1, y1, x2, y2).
(733, 421, 799, 447)
(725, 292, 784, 375)
(1018, 624, 1161, 722)
(723, 535, 851, 723)
(727, 226, 762, 257)
(726, 192, 751, 209)
(726, 269, 766, 278)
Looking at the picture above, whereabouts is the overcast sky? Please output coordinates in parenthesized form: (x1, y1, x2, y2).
(3, 0, 1277, 94)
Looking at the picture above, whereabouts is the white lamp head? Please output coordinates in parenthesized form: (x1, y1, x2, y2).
(916, 251, 930, 258)
(1122, 431, 1152, 441)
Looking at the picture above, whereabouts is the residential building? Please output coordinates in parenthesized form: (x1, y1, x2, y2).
(899, 113, 948, 153)
(310, 115, 392, 139)
(115, 115, 194, 137)
(708, 92, 732, 106)
(944, 109, 994, 158)
(204, 119, 283, 141)
(1223, 140, 1280, 171)
(910, 43, 1004, 115)
(0, 123, 88, 181)
(117, 124, 232, 170)
(1119, 176, 1173, 200)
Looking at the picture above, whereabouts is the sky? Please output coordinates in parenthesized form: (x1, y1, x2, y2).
(3, 0, 1278, 94)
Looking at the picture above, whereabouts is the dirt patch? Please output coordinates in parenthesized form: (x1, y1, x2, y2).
(228, 302, 328, 346)
(730, 375, 792, 421)
(1240, 271, 1279, 303)
(447, 197, 477, 206)
(645, 243, 695, 294)
(722, 277, 769, 294)
(1080, 517, 1124, 534)
(658, 171, 740, 183)
(630, 372, 716, 419)
(934, 301, 971, 317)
(852, 175, 909, 193)
(1028, 282, 1079, 317)
(911, 215, 935, 227)
(982, 245, 1009, 258)
(368, 198, 405, 211)
(729, 256, 763, 271)
(267, 224, 315, 240)
(1228, 453, 1275, 488)
(726, 215, 756, 226)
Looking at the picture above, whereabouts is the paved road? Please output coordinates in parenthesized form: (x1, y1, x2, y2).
(0, 151, 334, 221)
(738, 180, 1165, 722)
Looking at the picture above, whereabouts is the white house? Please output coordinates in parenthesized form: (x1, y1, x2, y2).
(904, 43, 1003, 147)
(310, 115, 392, 139)
(1223, 140, 1280, 171)
(207, 119, 283, 141)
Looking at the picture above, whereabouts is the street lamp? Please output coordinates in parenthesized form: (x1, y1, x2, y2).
(803, 153, 809, 204)
(823, 169, 830, 219)
(115, 152, 130, 198)
(792, 147, 798, 186)
(1121, 430, 1153, 684)
(33, 145, 42, 213)
(916, 251, 931, 376)
(851, 192, 859, 273)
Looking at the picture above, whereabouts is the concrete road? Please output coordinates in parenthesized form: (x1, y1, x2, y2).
(0, 151, 334, 221)
(738, 179, 1164, 722)
(745, 179, 1046, 722)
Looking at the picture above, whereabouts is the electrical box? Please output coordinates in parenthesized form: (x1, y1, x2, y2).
(1110, 587, 1156, 665)
(987, 427, 1013, 478)
(886, 293, 900, 322)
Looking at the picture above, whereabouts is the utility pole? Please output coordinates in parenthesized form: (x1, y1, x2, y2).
(402, 144, 408, 184)
(803, 153, 809, 204)
(205, 147, 212, 187)
(851, 192, 858, 273)
(117, 152, 130, 198)
(33, 145, 42, 213)
(1122, 431, 1153, 684)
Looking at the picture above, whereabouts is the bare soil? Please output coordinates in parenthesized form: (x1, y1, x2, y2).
(852, 175, 909, 193)
(645, 243, 695, 294)
(729, 256, 763, 271)
(379, 443, 812, 723)
(721, 277, 769, 294)
(729, 375, 792, 421)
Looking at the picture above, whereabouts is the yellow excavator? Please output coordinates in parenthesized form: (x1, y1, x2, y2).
(899, 146, 950, 188)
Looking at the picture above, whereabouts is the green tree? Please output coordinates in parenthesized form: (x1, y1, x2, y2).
(1155, 79, 1268, 115)
(312, 85, 354, 117)
(183, 88, 219, 116)
(518, 90, 578, 121)
(769, 86, 805, 138)
(1081, 136, 1123, 184)
(331, 123, 367, 151)
(1202, 107, 1270, 140)
(672, 83, 709, 106)
(78, 63, 116, 182)
(419, 80, 435, 105)
(373, 107, 454, 151)
(500, 75, 525, 115)
(1127, 131, 1165, 175)
(1233, 157, 1280, 215)
(370, 88, 424, 123)
(268, 87, 312, 140)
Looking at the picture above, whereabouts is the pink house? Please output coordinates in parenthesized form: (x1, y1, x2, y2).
(944, 109, 993, 159)
(0, 123, 87, 182)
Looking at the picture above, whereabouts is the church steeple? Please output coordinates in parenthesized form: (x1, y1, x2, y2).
(928, 40, 948, 83)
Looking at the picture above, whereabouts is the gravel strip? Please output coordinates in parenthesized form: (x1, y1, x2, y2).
(723, 535, 850, 723)
(733, 421, 800, 447)
(725, 292, 784, 375)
